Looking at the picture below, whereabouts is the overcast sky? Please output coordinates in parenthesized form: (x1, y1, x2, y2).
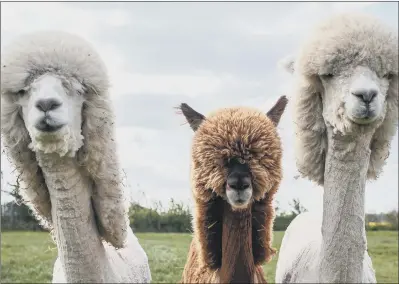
(1, 2, 398, 214)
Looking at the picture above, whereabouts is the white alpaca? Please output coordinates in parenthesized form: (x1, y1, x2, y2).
(1, 31, 151, 283)
(275, 14, 398, 283)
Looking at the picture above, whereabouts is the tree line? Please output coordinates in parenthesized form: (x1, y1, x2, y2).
(1, 174, 398, 232)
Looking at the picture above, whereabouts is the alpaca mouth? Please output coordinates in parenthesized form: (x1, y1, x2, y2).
(349, 113, 377, 125)
(347, 106, 379, 125)
(235, 198, 247, 205)
(35, 117, 64, 132)
(226, 185, 253, 208)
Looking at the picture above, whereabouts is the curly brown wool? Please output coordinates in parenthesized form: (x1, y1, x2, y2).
(179, 96, 288, 283)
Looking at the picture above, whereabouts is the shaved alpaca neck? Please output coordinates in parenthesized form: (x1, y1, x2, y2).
(220, 203, 256, 283)
(36, 153, 110, 283)
(319, 128, 373, 283)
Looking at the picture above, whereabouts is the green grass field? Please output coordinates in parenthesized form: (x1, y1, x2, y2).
(1, 231, 398, 283)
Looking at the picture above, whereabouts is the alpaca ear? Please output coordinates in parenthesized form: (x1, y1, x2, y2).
(266, 96, 288, 126)
(278, 54, 296, 74)
(179, 103, 206, 131)
(293, 75, 327, 186)
(252, 187, 278, 265)
(78, 85, 129, 248)
(194, 195, 223, 270)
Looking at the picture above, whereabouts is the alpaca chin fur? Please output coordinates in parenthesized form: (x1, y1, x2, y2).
(181, 102, 285, 283)
(1, 31, 129, 248)
(28, 127, 84, 158)
(285, 13, 398, 185)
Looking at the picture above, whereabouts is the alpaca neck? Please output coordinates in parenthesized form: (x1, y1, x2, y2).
(220, 203, 255, 283)
(319, 128, 373, 283)
(36, 153, 110, 283)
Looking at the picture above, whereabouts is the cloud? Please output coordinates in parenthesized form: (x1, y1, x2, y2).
(111, 73, 225, 98)
(1, 2, 397, 214)
(1, 3, 102, 39)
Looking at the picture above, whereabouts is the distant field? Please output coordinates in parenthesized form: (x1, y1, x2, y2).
(1, 231, 398, 283)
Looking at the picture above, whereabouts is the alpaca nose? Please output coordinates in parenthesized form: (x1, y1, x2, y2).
(35, 99, 62, 112)
(351, 88, 378, 103)
(227, 174, 251, 191)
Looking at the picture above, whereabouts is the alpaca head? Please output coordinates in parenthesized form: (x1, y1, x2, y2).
(320, 65, 390, 128)
(16, 73, 85, 157)
(179, 96, 287, 210)
(281, 13, 398, 184)
(1, 31, 128, 247)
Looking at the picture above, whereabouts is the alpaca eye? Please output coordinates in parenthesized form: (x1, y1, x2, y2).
(383, 73, 394, 80)
(320, 73, 334, 80)
(17, 89, 26, 96)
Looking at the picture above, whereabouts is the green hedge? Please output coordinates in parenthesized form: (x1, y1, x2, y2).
(2, 199, 397, 233)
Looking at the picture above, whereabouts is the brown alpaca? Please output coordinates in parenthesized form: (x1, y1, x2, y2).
(178, 96, 288, 283)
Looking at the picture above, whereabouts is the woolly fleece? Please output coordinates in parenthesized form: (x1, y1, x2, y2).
(291, 13, 398, 185)
(180, 96, 287, 283)
(1, 31, 129, 248)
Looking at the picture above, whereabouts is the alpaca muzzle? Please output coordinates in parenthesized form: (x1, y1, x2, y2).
(226, 172, 253, 208)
